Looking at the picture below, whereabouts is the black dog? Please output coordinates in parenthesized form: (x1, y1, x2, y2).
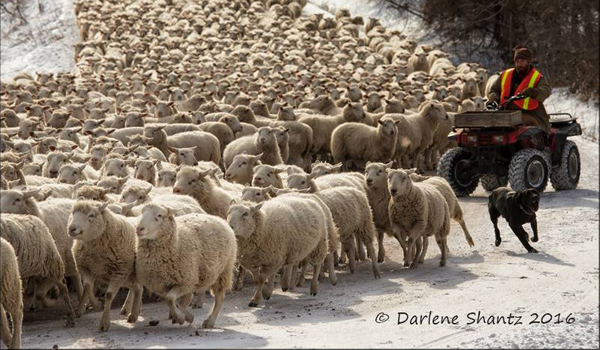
(488, 187, 541, 253)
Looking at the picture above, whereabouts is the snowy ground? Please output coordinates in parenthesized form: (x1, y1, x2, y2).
(1, 0, 599, 348)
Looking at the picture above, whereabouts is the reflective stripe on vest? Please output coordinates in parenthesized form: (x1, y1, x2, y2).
(499, 68, 543, 110)
(522, 70, 540, 110)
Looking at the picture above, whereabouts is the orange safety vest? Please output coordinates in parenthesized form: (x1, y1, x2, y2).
(499, 67, 543, 110)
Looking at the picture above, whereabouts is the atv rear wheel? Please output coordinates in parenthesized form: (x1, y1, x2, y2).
(508, 148, 550, 192)
(480, 174, 508, 191)
(437, 147, 479, 197)
(550, 140, 580, 190)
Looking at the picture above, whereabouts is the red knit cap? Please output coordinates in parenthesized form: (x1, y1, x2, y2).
(514, 48, 533, 61)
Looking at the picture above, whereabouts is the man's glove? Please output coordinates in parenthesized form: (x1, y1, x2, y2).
(485, 101, 498, 110)
(521, 87, 538, 99)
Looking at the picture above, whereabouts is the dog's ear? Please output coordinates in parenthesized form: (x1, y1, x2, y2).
(514, 191, 524, 205)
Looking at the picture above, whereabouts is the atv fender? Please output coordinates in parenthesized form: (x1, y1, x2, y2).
(551, 123, 582, 165)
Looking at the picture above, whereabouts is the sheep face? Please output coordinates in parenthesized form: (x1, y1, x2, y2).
(67, 201, 109, 240)
(225, 154, 262, 182)
(45, 152, 71, 178)
(277, 106, 296, 121)
(38, 137, 58, 154)
(103, 158, 129, 178)
(23, 163, 43, 176)
(257, 127, 277, 147)
(75, 185, 108, 201)
(96, 176, 128, 194)
(423, 102, 449, 122)
(121, 186, 151, 205)
(227, 202, 263, 238)
(124, 113, 144, 127)
(58, 164, 86, 184)
(157, 169, 177, 187)
(308, 95, 330, 110)
(48, 113, 69, 128)
(190, 112, 206, 125)
(58, 127, 82, 144)
(18, 120, 39, 139)
(241, 186, 270, 203)
(274, 127, 289, 147)
(377, 118, 399, 137)
(364, 161, 393, 188)
(384, 99, 404, 113)
(286, 173, 312, 190)
(1, 163, 21, 181)
(173, 147, 198, 166)
(310, 162, 342, 178)
(89, 145, 109, 170)
(387, 169, 412, 198)
(252, 165, 283, 188)
(136, 204, 172, 239)
(134, 159, 156, 182)
(0, 189, 39, 213)
(173, 166, 214, 195)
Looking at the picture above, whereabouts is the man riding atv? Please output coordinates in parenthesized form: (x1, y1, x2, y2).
(487, 47, 552, 134)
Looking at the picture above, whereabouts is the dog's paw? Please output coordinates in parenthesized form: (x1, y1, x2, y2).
(495, 239, 501, 247)
(532, 236, 539, 243)
(528, 248, 538, 253)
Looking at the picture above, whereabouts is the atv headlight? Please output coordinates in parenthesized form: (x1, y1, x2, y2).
(467, 135, 478, 143)
(492, 135, 505, 143)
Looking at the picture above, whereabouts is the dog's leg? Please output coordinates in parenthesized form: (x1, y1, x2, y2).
(509, 224, 538, 253)
(530, 217, 539, 242)
(489, 206, 502, 247)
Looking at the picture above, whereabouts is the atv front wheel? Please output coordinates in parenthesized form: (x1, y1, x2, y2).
(508, 148, 550, 192)
(437, 147, 479, 197)
(480, 174, 508, 192)
(550, 140, 580, 190)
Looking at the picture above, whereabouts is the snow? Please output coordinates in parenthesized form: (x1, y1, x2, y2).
(1, 0, 598, 348)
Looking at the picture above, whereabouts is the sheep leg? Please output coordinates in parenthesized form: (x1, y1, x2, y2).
(419, 235, 429, 263)
(364, 240, 381, 278)
(336, 250, 345, 265)
(376, 230, 385, 263)
(202, 285, 226, 329)
(326, 252, 337, 286)
(165, 286, 187, 325)
(99, 280, 124, 331)
(76, 274, 93, 317)
(233, 263, 245, 291)
(0, 304, 11, 347)
(280, 265, 293, 292)
(435, 235, 448, 266)
(126, 283, 143, 323)
(248, 268, 276, 307)
(288, 265, 298, 292)
(31, 277, 57, 310)
(296, 261, 308, 287)
(120, 289, 134, 316)
(310, 262, 321, 296)
(355, 236, 366, 261)
(177, 293, 195, 324)
(191, 289, 206, 309)
(392, 229, 409, 266)
(346, 238, 357, 273)
(262, 276, 275, 300)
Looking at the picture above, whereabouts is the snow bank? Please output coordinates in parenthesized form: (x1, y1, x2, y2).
(0, 0, 79, 81)
(546, 88, 599, 142)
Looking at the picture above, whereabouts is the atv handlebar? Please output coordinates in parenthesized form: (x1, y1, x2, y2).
(485, 93, 527, 111)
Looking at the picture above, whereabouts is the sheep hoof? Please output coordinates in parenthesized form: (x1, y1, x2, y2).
(377, 257, 385, 264)
(64, 316, 75, 328)
(281, 287, 288, 292)
(409, 263, 418, 269)
(202, 319, 214, 329)
(311, 292, 317, 296)
(185, 313, 194, 324)
(248, 301, 258, 307)
(439, 260, 446, 267)
(127, 314, 138, 323)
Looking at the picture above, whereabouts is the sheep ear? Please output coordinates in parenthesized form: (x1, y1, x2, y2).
(285, 167, 296, 175)
(119, 176, 129, 186)
(23, 188, 41, 200)
(156, 161, 163, 170)
(144, 187, 152, 195)
(332, 163, 343, 172)
(384, 161, 394, 169)
(377, 119, 384, 125)
(99, 202, 109, 212)
(229, 198, 237, 206)
(120, 202, 135, 215)
(78, 164, 87, 172)
(251, 202, 264, 213)
(406, 168, 417, 175)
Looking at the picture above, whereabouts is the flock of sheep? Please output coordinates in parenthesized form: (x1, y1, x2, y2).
(0, 0, 498, 348)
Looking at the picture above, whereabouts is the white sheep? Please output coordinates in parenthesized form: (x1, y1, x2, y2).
(223, 127, 283, 169)
(224, 153, 263, 185)
(387, 169, 450, 268)
(68, 200, 143, 331)
(330, 118, 400, 171)
(0, 214, 76, 326)
(0, 189, 83, 304)
(227, 195, 332, 307)
(1, 237, 23, 349)
(135, 204, 237, 327)
(133, 158, 158, 185)
(173, 166, 232, 219)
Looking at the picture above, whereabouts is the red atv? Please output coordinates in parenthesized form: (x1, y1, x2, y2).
(437, 94, 582, 196)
